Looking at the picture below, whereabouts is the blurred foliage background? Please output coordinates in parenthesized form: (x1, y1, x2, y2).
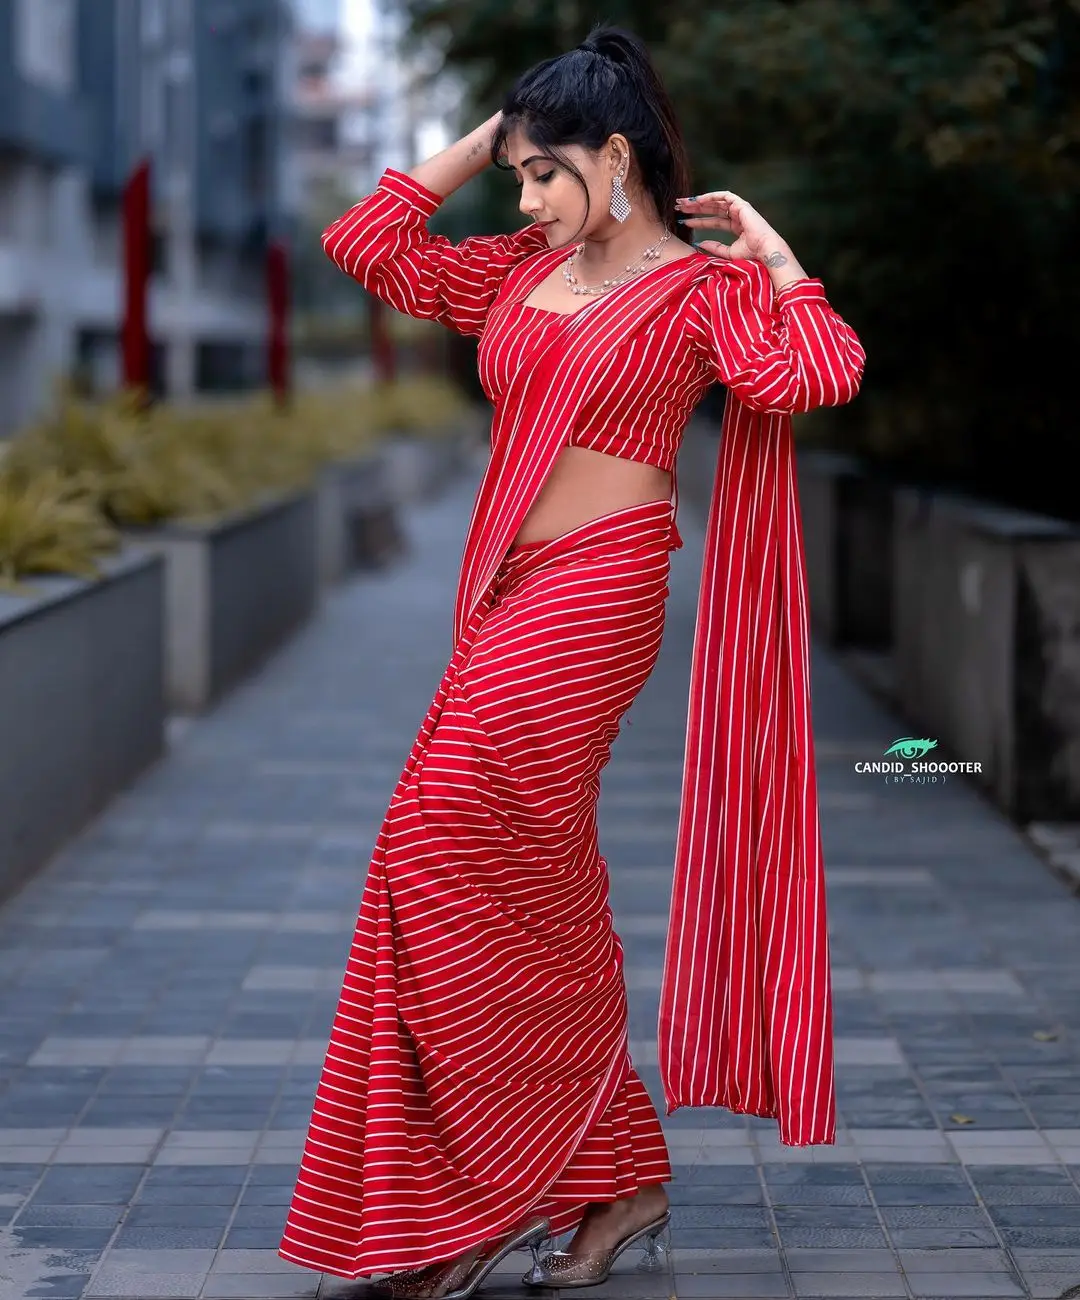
(0, 377, 466, 586)
(391, 0, 1077, 519)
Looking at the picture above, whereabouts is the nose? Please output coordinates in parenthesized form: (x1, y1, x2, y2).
(519, 191, 542, 220)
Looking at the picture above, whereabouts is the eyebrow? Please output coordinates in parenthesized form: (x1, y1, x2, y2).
(509, 154, 553, 172)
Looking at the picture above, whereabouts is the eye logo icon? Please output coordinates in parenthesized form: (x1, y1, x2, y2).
(856, 737, 976, 783)
(883, 737, 938, 759)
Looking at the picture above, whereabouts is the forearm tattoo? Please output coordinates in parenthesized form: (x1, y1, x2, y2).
(763, 250, 789, 269)
(465, 137, 487, 162)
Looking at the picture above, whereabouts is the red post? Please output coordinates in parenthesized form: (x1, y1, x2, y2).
(121, 158, 152, 394)
(369, 297, 396, 384)
(267, 238, 291, 405)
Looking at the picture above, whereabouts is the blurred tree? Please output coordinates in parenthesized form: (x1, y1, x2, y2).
(389, 0, 1079, 516)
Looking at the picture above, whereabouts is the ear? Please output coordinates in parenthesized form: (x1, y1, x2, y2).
(607, 133, 630, 175)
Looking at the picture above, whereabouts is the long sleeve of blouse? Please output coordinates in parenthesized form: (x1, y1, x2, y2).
(320, 168, 550, 338)
(693, 258, 865, 414)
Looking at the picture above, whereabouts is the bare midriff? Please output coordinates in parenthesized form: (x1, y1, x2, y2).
(511, 444, 671, 547)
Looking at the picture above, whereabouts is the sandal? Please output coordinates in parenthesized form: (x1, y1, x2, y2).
(375, 1214, 552, 1299)
(521, 1210, 672, 1288)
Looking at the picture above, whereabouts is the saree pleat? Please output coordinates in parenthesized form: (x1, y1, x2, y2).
(278, 501, 677, 1279)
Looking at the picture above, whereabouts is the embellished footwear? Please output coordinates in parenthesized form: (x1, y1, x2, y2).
(375, 1214, 552, 1299)
(521, 1210, 672, 1289)
(370, 1263, 441, 1297)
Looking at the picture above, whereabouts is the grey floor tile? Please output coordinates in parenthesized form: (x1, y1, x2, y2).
(783, 1249, 898, 1271)
(14, 1205, 127, 1228)
(903, 1278, 1026, 1298)
(886, 1226, 1001, 1248)
(674, 1277, 790, 1297)
(779, 1229, 890, 1249)
(112, 1226, 225, 1249)
(25, 1278, 92, 1299)
(85, 1271, 207, 1298)
(200, 1275, 318, 1298)
(789, 1273, 906, 1297)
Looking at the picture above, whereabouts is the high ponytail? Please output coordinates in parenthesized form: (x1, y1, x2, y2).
(491, 24, 692, 240)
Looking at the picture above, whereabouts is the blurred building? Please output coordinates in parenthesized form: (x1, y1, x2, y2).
(0, 0, 300, 437)
(294, 0, 341, 37)
(291, 20, 377, 200)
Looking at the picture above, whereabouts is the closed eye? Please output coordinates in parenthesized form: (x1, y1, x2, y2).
(514, 171, 556, 189)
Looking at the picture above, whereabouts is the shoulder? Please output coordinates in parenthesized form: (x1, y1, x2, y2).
(490, 223, 553, 258)
(691, 255, 770, 292)
(686, 256, 775, 323)
(483, 243, 561, 314)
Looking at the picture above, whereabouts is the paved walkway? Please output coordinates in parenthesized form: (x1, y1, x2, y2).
(2, 469, 1080, 1300)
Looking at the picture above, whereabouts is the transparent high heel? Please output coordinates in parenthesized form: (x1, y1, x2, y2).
(373, 1214, 552, 1299)
(521, 1210, 672, 1288)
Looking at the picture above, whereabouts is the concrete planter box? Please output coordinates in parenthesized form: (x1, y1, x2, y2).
(125, 490, 318, 714)
(893, 489, 1080, 821)
(0, 550, 165, 901)
(674, 417, 720, 521)
(677, 430, 895, 651)
(316, 451, 403, 586)
(380, 422, 478, 505)
(796, 449, 894, 649)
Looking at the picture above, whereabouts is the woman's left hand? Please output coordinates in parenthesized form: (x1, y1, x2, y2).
(675, 191, 791, 268)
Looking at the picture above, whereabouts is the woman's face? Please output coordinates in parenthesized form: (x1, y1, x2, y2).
(502, 128, 619, 246)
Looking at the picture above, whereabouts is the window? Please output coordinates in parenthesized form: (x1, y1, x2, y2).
(141, 65, 165, 151)
(0, 157, 18, 240)
(244, 119, 268, 201)
(142, 0, 166, 45)
(297, 118, 337, 152)
(15, 0, 74, 94)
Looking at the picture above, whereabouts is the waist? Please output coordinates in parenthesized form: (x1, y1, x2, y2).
(513, 446, 671, 546)
(501, 499, 680, 588)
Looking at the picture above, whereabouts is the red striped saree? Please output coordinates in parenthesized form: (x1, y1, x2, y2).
(280, 169, 864, 1279)
(279, 499, 678, 1278)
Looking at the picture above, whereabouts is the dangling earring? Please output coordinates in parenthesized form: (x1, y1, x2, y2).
(609, 167, 631, 223)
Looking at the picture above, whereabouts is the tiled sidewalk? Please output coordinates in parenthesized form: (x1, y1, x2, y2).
(2, 472, 1080, 1300)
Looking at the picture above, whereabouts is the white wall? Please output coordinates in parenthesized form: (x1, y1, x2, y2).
(15, 0, 75, 94)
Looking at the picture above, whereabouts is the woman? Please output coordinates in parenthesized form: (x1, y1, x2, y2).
(278, 24, 864, 1300)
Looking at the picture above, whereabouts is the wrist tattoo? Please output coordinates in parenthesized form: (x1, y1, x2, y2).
(763, 250, 789, 269)
(466, 138, 486, 162)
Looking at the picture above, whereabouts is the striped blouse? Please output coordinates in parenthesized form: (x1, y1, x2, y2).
(326, 168, 860, 474)
(322, 167, 865, 1146)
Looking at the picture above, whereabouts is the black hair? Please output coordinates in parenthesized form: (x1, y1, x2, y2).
(490, 24, 691, 243)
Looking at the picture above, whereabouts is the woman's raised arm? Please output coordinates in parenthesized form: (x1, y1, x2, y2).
(690, 260, 865, 414)
(321, 113, 550, 338)
(680, 188, 865, 412)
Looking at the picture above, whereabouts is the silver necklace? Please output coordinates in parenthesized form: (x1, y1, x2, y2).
(562, 228, 672, 296)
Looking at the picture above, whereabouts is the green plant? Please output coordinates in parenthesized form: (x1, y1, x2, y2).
(0, 374, 473, 582)
(0, 467, 118, 589)
(366, 375, 469, 435)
